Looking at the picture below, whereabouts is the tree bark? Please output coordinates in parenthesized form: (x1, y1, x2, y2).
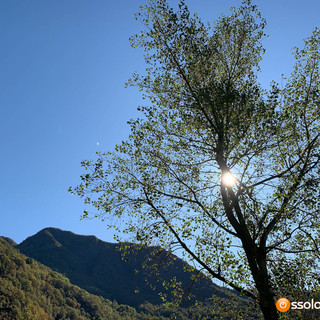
(239, 231, 279, 319)
(258, 287, 279, 320)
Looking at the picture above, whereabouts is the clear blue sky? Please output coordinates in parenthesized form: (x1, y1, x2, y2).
(1, 0, 319, 244)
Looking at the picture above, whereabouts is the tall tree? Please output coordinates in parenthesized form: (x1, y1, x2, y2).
(70, 1, 320, 319)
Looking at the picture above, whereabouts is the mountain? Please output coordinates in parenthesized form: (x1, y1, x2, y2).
(1, 228, 261, 319)
(17, 228, 228, 308)
(0, 236, 155, 320)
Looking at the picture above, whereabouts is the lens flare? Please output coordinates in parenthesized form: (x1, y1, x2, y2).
(222, 172, 236, 187)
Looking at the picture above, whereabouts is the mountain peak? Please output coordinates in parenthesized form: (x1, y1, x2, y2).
(37, 227, 102, 245)
(18, 227, 65, 252)
(18, 227, 226, 308)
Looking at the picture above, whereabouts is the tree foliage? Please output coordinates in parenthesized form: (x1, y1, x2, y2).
(70, 1, 320, 319)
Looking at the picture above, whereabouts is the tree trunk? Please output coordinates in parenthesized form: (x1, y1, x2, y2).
(240, 240, 279, 319)
(258, 286, 279, 320)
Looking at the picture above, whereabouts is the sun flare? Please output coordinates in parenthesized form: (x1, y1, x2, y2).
(222, 172, 236, 187)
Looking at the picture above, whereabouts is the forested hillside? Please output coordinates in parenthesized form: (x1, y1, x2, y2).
(0, 237, 168, 320)
(0, 232, 260, 319)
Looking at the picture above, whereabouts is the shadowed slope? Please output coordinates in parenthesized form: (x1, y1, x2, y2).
(18, 227, 227, 307)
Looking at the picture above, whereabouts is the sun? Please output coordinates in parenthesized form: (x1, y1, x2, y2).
(222, 172, 236, 187)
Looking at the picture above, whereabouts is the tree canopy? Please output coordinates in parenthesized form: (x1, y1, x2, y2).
(70, 1, 320, 319)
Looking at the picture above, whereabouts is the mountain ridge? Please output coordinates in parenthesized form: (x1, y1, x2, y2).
(0, 235, 260, 319)
(17, 227, 228, 308)
(1, 227, 261, 319)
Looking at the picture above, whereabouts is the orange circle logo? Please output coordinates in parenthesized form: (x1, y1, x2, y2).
(276, 298, 290, 312)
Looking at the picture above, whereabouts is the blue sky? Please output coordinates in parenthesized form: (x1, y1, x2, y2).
(1, 0, 319, 244)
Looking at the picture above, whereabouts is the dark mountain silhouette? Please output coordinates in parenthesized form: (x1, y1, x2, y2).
(17, 227, 229, 308)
